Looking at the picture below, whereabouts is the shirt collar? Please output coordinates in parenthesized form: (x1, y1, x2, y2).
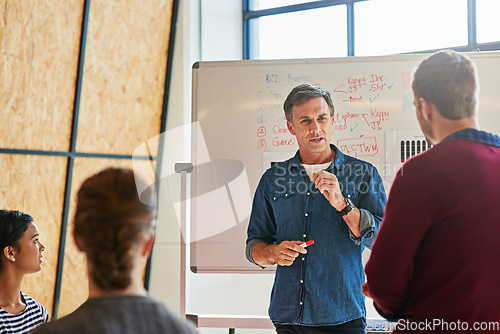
(441, 128, 500, 147)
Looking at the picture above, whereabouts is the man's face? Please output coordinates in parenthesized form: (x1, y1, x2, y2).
(287, 96, 333, 161)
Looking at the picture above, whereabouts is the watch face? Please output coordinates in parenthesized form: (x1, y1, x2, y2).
(346, 197, 355, 208)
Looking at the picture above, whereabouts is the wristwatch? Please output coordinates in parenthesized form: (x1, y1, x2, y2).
(337, 195, 355, 217)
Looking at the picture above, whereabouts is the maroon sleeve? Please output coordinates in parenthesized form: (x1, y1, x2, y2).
(364, 164, 438, 318)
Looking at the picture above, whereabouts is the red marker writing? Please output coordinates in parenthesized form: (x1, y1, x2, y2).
(299, 240, 315, 248)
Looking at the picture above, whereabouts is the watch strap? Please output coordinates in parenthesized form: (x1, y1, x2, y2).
(337, 196, 355, 217)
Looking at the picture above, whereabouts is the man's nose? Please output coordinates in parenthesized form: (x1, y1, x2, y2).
(309, 120, 321, 132)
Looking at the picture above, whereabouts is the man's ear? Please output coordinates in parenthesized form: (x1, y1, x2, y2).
(419, 97, 434, 122)
(73, 230, 85, 252)
(287, 120, 296, 136)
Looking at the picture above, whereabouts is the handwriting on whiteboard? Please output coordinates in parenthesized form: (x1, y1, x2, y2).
(337, 136, 378, 157)
(335, 73, 393, 104)
(362, 109, 390, 130)
(257, 72, 397, 155)
(265, 73, 312, 84)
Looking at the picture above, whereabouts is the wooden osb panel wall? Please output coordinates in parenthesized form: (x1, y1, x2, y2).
(0, 0, 174, 319)
(0, 1, 83, 151)
(76, 0, 171, 155)
(0, 0, 83, 315)
(0, 154, 67, 314)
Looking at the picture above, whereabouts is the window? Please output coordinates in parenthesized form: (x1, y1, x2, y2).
(250, 6, 347, 59)
(243, 0, 500, 59)
(355, 0, 467, 56)
(476, 0, 500, 44)
(251, 0, 319, 10)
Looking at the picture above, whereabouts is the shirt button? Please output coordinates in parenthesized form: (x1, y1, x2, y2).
(303, 234, 306, 238)
(299, 302, 303, 306)
(285, 193, 288, 197)
(273, 196, 276, 201)
(302, 257, 305, 261)
(300, 280, 304, 284)
(307, 192, 310, 196)
(304, 213, 308, 217)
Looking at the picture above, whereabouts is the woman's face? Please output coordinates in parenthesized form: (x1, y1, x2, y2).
(14, 222, 45, 274)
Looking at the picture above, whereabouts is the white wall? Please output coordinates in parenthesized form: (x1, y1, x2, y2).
(150, 1, 278, 334)
(149, 0, 200, 317)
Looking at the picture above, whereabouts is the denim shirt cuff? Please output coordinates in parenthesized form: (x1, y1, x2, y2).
(246, 238, 269, 268)
(348, 208, 376, 245)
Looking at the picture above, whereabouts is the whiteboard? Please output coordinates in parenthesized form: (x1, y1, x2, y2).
(190, 52, 500, 273)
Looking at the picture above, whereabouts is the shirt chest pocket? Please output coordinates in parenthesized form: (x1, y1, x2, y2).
(270, 189, 296, 226)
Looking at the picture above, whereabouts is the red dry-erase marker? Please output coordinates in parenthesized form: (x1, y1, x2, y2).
(299, 240, 314, 248)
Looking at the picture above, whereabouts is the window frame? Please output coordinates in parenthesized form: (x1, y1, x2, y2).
(242, 0, 500, 59)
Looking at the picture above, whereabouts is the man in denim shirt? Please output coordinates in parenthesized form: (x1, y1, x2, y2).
(246, 84, 387, 333)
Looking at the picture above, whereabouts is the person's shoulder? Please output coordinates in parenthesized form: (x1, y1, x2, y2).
(22, 292, 45, 307)
(33, 297, 199, 334)
(137, 297, 198, 333)
(403, 140, 458, 170)
(393, 144, 453, 184)
(21, 292, 49, 318)
(31, 304, 85, 334)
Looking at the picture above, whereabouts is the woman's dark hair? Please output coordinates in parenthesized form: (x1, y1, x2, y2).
(0, 210, 34, 272)
(74, 168, 156, 291)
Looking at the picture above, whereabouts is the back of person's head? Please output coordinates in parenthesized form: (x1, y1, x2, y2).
(73, 168, 156, 291)
(283, 83, 335, 122)
(412, 50, 478, 120)
(0, 210, 34, 272)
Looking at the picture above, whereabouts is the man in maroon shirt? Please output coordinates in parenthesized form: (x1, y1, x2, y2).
(363, 50, 500, 333)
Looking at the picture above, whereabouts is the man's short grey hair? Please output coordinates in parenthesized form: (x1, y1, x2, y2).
(283, 84, 335, 122)
(412, 50, 478, 120)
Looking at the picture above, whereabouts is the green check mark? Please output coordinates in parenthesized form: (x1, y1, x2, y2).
(369, 94, 380, 103)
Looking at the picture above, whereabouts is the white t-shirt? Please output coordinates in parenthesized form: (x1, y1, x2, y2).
(302, 161, 332, 180)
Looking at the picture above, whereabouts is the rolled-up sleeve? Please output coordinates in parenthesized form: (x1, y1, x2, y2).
(246, 170, 277, 265)
(349, 165, 386, 248)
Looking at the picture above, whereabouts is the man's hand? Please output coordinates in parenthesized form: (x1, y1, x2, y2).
(311, 170, 362, 238)
(361, 282, 372, 298)
(311, 170, 346, 210)
(252, 241, 308, 267)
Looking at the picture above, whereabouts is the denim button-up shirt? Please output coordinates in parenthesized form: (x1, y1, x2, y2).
(246, 144, 386, 326)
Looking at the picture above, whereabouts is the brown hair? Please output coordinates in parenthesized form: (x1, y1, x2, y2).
(74, 168, 156, 291)
(412, 50, 478, 120)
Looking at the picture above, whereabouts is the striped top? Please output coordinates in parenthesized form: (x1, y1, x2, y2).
(0, 292, 49, 334)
